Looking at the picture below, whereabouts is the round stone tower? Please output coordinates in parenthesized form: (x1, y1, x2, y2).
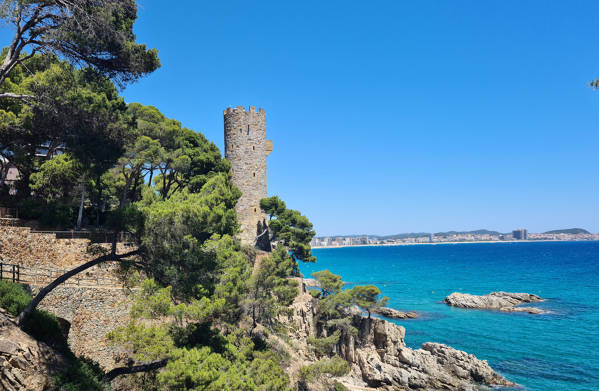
(224, 106, 273, 245)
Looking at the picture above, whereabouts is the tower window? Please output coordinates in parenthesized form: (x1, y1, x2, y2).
(254, 208, 257, 213)
(252, 146, 255, 151)
(253, 172, 256, 177)
(247, 125, 250, 135)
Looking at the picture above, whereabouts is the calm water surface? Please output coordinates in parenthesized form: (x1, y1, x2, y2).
(300, 241, 599, 391)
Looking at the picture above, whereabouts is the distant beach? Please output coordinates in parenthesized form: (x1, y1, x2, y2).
(311, 239, 598, 249)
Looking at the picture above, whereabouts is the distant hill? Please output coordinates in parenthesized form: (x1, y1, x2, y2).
(543, 228, 589, 235)
(378, 233, 430, 240)
(319, 229, 504, 240)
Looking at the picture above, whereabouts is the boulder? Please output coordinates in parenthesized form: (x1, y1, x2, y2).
(444, 291, 545, 314)
(373, 307, 419, 319)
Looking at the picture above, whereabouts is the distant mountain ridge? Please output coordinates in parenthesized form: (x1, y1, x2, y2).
(543, 228, 589, 234)
(318, 228, 591, 239)
(433, 229, 502, 237)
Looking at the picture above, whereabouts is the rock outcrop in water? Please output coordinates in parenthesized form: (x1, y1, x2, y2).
(282, 292, 515, 390)
(372, 307, 419, 319)
(444, 291, 545, 314)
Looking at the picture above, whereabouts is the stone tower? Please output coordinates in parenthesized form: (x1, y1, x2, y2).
(224, 106, 273, 245)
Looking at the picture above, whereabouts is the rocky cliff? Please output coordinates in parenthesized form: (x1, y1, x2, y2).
(282, 291, 515, 390)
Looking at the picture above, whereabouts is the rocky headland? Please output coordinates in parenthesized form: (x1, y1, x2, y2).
(280, 291, 515, 390)
(444, 291, 545, 314)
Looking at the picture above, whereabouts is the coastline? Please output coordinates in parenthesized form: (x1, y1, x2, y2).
(312, 239, 599, 249)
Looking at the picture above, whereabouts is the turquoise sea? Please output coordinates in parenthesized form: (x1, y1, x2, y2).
(299, 241, 599, 391)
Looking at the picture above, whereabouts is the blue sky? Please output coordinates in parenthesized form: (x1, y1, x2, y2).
(5, 1, 599, 235)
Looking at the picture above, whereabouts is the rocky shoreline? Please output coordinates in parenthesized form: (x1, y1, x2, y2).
(283, 292, 515, 390)
(444, 291, 545, 314)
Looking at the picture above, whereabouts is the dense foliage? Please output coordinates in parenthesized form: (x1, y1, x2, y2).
(0, 53, 130, 226)
(260, 196, 316, 265)
(245, 246, 299, 327)
(108, 278, 291, 390)
(311, 269, 343, 298)
(0, 0, 159, 89)
(309, 270, 389, 357)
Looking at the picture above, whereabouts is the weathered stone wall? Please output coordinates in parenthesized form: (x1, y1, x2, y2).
(0, 226, 90, 268)
(0, 226, 134, 370)
(0, 226, 130, 280)
(224, 106, 272, 245)
(29, 285, 131, 370)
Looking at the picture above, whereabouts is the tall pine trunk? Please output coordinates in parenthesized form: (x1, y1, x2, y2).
(76, 184, 85, 231)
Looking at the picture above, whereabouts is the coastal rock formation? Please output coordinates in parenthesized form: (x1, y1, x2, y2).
(338, 316, 515, 390)
(444, 291, 545, 314)
(373, 307, 418, 319)
(499, 306, 544, 314)
(284, 292, 515, 390)
(0, 309, 66, 391)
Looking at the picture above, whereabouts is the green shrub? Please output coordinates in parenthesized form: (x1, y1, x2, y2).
(0, 281, 67, 351)
(0, 280, 31, 315)
(334, 381, 349, 391)
(307, 330, 341, 356)
(22, 310, 68, 352)
(308, 289, 321, 299)
(299, 355, 350, 382)
(54, 358, 109, 391)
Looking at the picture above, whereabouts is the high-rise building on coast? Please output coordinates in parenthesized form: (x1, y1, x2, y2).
(512, 229, 528, 240)
(224, 106, 273, 245)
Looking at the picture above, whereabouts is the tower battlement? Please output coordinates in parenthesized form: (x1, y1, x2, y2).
(224, 106, 272, 245)
(223, 106, 265, 116)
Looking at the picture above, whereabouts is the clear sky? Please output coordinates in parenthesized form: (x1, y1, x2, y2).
(6, 1, 599, 235)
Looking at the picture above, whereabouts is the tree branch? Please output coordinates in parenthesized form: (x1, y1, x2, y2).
(104, 359, 168, 381)
(0, 92, 36, 101)
(16, 248, 139, 326)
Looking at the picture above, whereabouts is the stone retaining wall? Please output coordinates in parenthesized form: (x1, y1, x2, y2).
(30, 285, 132, 370)
(0, 225, 135, 370)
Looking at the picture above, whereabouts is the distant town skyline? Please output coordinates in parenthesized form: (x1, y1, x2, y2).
(312, 228, 598, 248)
(314, 227, 594, 239)
(8, 1, 594, 235)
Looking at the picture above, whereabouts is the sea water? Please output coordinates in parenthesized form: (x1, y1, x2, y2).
(299, 241, 599, 391)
